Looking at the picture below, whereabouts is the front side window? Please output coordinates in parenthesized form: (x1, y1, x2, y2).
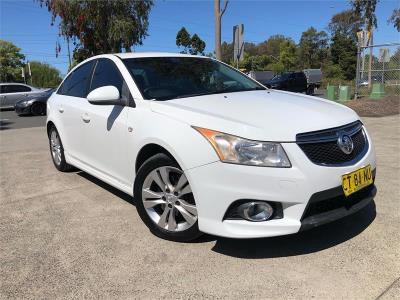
(58, 61, 94, 98)
(89, 59, 124, 94)
(123, 57, 265, 101)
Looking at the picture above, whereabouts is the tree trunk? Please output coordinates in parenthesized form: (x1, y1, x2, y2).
(214, 0, 221, 60)
(214, 0, 228, 60)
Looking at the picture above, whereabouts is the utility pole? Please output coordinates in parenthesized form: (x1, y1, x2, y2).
(28, 62, 32, 85)
(214, 0, 229, 60)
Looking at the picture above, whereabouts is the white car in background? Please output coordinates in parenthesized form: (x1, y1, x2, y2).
(46, 53, 377, 241)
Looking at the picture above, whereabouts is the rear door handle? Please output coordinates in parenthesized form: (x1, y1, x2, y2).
(58, 107, 64, 113)
(81, 113, 90, 123)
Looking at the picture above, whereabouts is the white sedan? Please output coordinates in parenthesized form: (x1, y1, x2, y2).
(46, 53, 377, 241)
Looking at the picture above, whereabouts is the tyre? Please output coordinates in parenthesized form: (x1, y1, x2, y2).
(31, 102, 46, 116)
(48, 126, 74, 172)
(134, 153, 202, 242)
(306, 85, 315, 95)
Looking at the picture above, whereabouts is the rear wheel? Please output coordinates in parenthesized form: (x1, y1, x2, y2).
(31, 102, 46, 116)
(306, 85, 315, 95)
(134, 153, 202, 242)
(48, 126, 73, 172)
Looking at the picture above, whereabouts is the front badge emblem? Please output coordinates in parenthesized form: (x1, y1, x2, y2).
(337, 133, 354, 154)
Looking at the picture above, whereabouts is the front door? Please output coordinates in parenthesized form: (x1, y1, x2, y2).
(82, 58, 130, 186)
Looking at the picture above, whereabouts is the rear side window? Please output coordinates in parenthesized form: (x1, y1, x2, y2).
(2, 85, 31, 93)
(58, 61, 94, 98)
(89, 59, 123, 94)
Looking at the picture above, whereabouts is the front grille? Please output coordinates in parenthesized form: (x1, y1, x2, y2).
(301, 183, 375, 221)
(296, 121, 368, 166)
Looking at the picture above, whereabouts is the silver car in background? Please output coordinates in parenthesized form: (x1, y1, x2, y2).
(0, 83, 45, 109)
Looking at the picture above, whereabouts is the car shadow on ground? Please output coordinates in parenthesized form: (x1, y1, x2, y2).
(0, 120, 14, 130)
(211, 201, 376, 258)
(77, 171, 134, 204)
(76, 170, 376, 256)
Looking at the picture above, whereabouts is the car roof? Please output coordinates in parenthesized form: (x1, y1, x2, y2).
(113, 52, 209, 59)
(0, 82, 31, 86)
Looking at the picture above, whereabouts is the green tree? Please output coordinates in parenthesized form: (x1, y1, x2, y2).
(29, 61, 62, 88)
(37, 0, 153, 62)
(0, 40, 25, 82)
(257, 35, 293, 59)
(176, 27, 206, 55)
(176, 27, 192, 53)
(351, 0, 379, 31)
(388, 9, 400, 31)
(279, 40, 297, 71)
(221, 41, 233, 63)
(239, 53, 272, 71)
(328, 9, 362, 39)
(190, 34, 206, 55)
(298, 27, 328, 69)
(330, 33, 357, 80)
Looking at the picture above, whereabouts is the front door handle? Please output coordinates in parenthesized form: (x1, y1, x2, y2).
(81, 113, 90, 123)
(58, 107, 64, 113)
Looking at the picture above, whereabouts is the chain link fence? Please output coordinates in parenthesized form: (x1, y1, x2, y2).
(355, 43, 400, 99)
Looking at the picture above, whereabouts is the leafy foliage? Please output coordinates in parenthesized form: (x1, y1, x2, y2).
(388, 9, 400, 31)
(330, 33, 357, 80)
(328, 9, 362, 39)
(29, 61, 63, 88)
(351, 0, 379, 30)
(238, 53, 272, 71)
(279, 40, 297, 71)
(298, 27, 328, 69)
(176, 27, 206, 55)
(257, 35, 293, 59)
(0, 40, 25, 82)
(36, 0, 153, 62)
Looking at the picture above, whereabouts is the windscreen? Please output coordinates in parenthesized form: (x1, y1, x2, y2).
(123, 57, 265, 101)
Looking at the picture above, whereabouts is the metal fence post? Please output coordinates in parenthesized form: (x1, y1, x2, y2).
(354, 44, 361, 100)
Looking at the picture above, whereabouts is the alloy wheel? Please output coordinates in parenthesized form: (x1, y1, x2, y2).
(50, 130, 62, 166)
(141, 166, 197, 232)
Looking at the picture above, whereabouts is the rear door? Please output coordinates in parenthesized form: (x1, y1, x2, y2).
(287, 73, 296, 92)
(2, 84, 31, 107)
(82, 58, 130, 185)
(55, 60, 95, 162)
(295, 72, 307, 92)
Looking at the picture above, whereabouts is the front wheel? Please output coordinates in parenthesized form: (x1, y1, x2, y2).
(134, 153, 202, 242)
(31, 102, 46, 116)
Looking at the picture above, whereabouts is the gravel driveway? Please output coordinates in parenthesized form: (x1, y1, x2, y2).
(0, 116, 399, 299)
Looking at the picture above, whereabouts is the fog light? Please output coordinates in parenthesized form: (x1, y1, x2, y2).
(238, 201, 274, 222)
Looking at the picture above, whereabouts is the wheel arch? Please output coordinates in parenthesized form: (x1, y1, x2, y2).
(135, 143, 179, 174)
(46, 120, 55, 137)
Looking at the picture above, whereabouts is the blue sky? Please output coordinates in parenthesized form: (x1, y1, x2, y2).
(1, 0, 399, 76)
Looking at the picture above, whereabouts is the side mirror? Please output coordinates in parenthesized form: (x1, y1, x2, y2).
(87, 86, 121, 105)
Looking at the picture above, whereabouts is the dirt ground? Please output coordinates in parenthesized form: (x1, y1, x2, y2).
(344, 95, 400, 117)
(0, 116, 399, 299)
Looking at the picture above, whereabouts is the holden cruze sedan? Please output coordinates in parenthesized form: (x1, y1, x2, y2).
(46, 53, 377, 241)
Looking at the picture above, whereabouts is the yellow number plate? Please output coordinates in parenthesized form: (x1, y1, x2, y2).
(342, 165, 373, 197)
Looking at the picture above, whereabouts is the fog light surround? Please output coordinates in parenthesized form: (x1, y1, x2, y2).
(238, 201, 274, 222)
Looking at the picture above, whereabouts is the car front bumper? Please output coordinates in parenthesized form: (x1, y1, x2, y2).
(14, 103, 31, 115)
(185, 129, 377, 238)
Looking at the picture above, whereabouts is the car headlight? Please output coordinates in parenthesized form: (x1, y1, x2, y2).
(193, 127, 291, 167)
(20, 99, 35, 106)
